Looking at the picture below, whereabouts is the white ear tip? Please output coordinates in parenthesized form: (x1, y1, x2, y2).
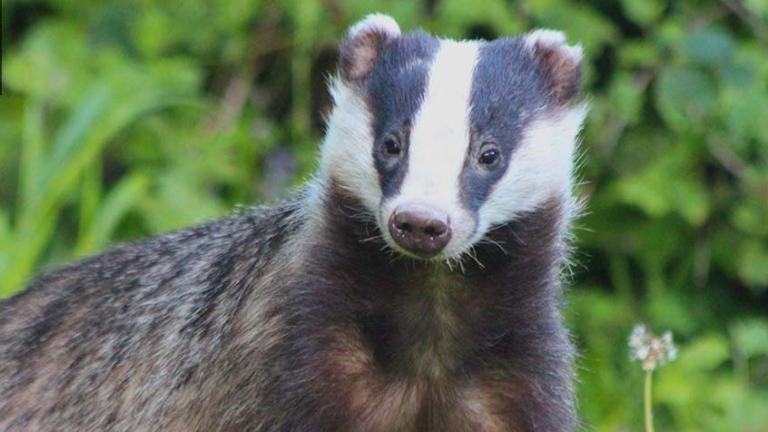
(526, 29, 582, 62)
(562, 43, 584, 62)
(527, 29, 566, 46)
(349, 13, 401, 39)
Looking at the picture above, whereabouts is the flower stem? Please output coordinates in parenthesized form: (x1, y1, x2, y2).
(644, 370, 655, 432)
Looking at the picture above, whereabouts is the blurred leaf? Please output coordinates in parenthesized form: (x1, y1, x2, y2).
(141, 168, 229, 232)
(722, 86, 768, 146)
(656, 15, 688, 49)
(607, 72, 644, 125)
(21, 84, 112, 219)
(75, 171, 151, 256)
(620, 0, 665, 26)
(684, 27, 736, 66)
(732, 318, 768, 359)
(4, 61, 197, 289)
(617, 40, 661, 69)
(3, 22, 88, 103)
(211, 0, 263, 31)
(133, 7, 180, 58)
(526, 0, 618, 54)
(339, 0, 422, 31)
(613, 141, 710, 226)
(19, 99, 45, 211)
(655, 66, 717, 132)
(89, 1, 139, 52)
(0, 211, 10, 277)
(648, 292, 698, 334)
(436, 0, 523, 37)
(679, 334, 730, 371)
(732, 197, 768, 237)
(744, 0, 768, 20)
(737, 239, 768, 290)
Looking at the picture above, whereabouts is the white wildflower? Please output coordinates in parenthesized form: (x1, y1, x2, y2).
(629, 324, 678, 371)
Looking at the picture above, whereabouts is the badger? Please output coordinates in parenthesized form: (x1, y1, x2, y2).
(0, 14, 587, 432)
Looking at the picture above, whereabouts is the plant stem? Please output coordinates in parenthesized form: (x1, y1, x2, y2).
(644, 370, 655, 432)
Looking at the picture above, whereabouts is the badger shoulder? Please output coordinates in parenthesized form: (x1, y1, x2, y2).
(1, 194, 306, 337)
(0, 196, 304, 429)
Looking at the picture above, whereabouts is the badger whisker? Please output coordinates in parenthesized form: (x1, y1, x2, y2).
(466, 246, 485, 269)
(479, 237, 510, 255)
(359, 234, 385, 244)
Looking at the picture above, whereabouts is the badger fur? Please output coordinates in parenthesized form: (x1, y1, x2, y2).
(0, 14, 587, 432)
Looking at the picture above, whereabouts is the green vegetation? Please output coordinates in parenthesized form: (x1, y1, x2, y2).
(1, 0, 767, 429)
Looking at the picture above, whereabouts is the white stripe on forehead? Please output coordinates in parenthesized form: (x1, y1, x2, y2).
(397, 40, 480, 206)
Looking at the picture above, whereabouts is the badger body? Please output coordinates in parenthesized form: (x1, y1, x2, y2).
(0, 15, 587, 432)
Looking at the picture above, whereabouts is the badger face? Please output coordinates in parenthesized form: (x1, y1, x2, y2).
(320, 14, 587, 262)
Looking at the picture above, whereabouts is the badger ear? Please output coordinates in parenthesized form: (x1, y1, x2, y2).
(339, 14, 401, 82)
(525, 30, 583, 105)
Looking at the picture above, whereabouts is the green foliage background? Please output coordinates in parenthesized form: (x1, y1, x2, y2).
(1, 0, 767, 429)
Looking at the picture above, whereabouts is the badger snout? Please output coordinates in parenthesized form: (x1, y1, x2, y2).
(388, 204, 452, 257)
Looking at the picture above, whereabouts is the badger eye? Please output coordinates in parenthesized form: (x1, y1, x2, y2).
(382, 136, 402, 156)
(478, 147, 500, 167)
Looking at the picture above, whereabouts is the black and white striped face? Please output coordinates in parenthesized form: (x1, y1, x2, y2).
(320, 14, 587, 261)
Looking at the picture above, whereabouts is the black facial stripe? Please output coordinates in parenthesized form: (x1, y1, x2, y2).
(461, 37, 552, 212)
(365, 30, 440, 200)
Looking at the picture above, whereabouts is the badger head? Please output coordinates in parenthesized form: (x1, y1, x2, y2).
(319, 14, 587, 262)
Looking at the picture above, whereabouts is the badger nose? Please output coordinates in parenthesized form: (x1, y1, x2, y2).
(389, 205, 452, 257)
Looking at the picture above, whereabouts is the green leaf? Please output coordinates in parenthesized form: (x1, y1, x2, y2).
(732, 318, 768, 358)
(678, 334, 730, 372)
(655, 66, 718, 132)
(526, 0, 617, 54)
(19, 99, 46, 212)
(613, 141, 710, 226)
(732, 197, 768, 237)
(133, 8, 180, 58)
(141, 168, 229, 232)
(3, 22, 89, 103)
(436, 0, 523, 37)
(4, 64, 196, 292)
(648, 292, 698, 334)
(75, 172, 151, 256)
(25, 84, 112, 217)
(620, 0, 665, 26)
(615, 170, 671, 217)
(670, 177, 710, 226)
(618, 40, 661, 69)
(0, 211, 10, 277)
(737, 239, 768, 290)
(722, 86, 768, 146)
(338, 0, 422, 31)
(607, 72, 644, 125)
(684, 27, 736, 66)
(744, 0, 768, 20)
